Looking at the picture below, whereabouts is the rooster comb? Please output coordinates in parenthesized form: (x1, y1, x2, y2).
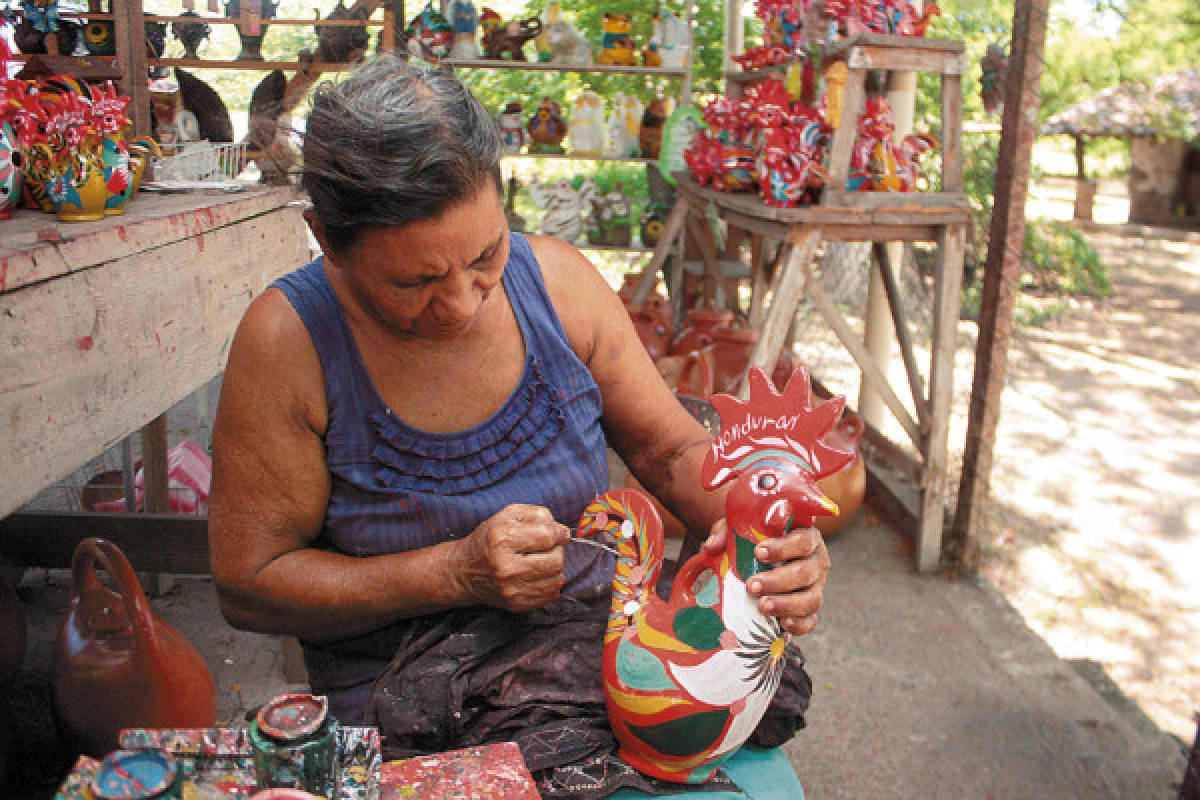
(701, 366, 854, 490)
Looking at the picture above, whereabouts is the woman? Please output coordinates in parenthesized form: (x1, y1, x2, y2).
(208, 56, 828, 797)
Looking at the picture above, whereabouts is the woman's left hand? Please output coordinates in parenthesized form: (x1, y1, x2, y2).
(703, 520, 831, 636)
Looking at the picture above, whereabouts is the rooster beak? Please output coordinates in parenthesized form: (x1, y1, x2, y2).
(819, 494, 839, 517)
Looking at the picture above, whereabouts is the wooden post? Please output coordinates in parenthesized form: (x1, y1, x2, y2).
(140, 414, 169, 514)
(948, 0, 1049, 575)
(113, 0, 152, 137)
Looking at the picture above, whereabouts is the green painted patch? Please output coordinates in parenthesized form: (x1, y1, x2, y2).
(672, 606, 725, 651)
(629, 709, 729, 758)
(695, 574, 719, 607)
(735, 535, 762, 581)
(616, 639, 677, 691)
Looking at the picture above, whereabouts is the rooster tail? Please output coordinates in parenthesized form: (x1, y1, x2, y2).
(577, 489, 666, 623)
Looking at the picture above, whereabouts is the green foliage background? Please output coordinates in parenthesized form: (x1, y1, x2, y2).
(171, 0, 1194, 300)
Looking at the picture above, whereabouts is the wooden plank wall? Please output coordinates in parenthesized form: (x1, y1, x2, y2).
(0, 198, 309, 519)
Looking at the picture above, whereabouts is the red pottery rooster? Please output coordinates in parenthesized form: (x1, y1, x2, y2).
(576, 366, 852, 783)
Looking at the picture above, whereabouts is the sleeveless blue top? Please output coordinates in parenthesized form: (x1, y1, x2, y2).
(270, 232, 614, 722)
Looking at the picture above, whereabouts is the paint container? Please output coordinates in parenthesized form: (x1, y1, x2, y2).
(91, 748, 182, 800)
(248, 692, 339, 796)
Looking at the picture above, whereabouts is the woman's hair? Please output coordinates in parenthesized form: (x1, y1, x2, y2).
(302, 55, 502, 255)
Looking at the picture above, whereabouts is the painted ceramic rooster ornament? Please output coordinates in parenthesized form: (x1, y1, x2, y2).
(576, 366, 852, 783)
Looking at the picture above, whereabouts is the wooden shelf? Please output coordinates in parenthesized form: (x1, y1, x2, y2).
(148, 57, 362, 70)
(443, 58, 687, 77)
(578, 243, 654, 253)
(504, 153, 655, 163)
(59, 11, 385, 25)
(142, 14, 385, 26)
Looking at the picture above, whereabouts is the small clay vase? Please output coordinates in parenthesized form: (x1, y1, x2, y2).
(709, 322, 758, 395)
(629, 307, 671, 361)
(52, 537, 217, 757)
(668, 308, 734, 357)
(815, 410, 866, 537)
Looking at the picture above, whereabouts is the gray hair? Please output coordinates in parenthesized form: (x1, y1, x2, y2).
(302, 55, 502, 255)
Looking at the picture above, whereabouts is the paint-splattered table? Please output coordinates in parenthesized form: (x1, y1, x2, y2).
(0, 186, 308, 566)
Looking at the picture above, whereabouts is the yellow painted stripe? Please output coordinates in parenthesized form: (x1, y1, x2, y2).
(607, 685, 685, 714)
(637, 623, 697, 655)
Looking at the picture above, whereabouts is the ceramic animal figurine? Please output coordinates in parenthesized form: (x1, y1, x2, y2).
(224, 0, 279, 62)
(568, 89, 606, 156)
(405, 3, 453, 61)
(638, 95, 674, 159)
(647, 10, 690, 68)
(847, 96, 934, 192)
(481, 11, 541, 60)
(585, 183, 632, 247)
(529, 176, 595, 243)
(544, 3, 592, 65)
(596, 12, 637, 66)
(576, 366, 849, 783)
(497, 100, 526, 155)
(526, 96, 567, 154)
(603, 92, 642, 158)
(171, 11, 211, 60)
(980, 42, 1008, 114)
(448, 0, 479, 59)
(0, 121, 21, 219)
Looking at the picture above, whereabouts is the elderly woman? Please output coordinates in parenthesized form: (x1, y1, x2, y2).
(208, 56, 826, 798)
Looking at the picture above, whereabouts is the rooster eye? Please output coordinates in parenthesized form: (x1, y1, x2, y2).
(757, 473, 777, 491)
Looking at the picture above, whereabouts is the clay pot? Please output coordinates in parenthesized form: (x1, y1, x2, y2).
(668, 308, 733, 357)
(709, 323, 758, 395)
(52, 537, 216, 757)
(815, 410, 866, 537)
(629, 308, 671, 361)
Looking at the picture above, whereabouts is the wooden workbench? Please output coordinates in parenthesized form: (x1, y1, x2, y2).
(0, 186, 309, 531)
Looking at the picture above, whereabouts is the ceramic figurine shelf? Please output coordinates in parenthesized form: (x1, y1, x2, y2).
(443, 57, 687, 77)
(629, 33, 969, 574)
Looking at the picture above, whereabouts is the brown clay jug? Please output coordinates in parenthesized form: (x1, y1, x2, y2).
(815, 410, 867, 537)
(628, 305, 673, 361)
(52, 537, 216, 757)
(668, 308, 734, 357)
(709, 322, 758, 395)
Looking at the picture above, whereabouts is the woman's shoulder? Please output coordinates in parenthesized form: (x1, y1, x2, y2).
(523, 234, 623, 364)
(225, 287, 327, 434)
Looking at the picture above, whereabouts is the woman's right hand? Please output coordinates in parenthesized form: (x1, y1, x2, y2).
(449, 504, 571, 612)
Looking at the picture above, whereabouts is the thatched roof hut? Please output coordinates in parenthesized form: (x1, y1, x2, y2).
(1041, 68, 1200, 139)
(1041, 69, 1200, 227)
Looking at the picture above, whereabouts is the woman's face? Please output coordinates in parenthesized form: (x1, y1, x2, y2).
(334, 183, 509, 340)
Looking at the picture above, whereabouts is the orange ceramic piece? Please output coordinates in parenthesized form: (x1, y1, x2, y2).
(577, 366, 852, 782)
(52, 537, 217, 757)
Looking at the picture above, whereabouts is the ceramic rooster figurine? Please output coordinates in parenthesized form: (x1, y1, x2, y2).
(576, 366, 852, 783)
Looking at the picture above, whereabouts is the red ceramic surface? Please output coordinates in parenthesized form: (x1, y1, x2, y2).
(52, 538, 216, 757)
(668, 308, 733, 357)
(248, 790, 325, 800)
(578, 367, 852, 783)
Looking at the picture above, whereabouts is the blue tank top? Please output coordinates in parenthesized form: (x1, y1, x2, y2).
(270, 232, 614, 721)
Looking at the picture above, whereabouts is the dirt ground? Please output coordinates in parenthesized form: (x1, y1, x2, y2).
(974, 177, 1200, 743)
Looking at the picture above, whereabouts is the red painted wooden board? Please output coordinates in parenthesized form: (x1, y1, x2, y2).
(380, 742, 540, 800)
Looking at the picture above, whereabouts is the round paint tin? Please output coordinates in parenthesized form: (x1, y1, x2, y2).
(248, 692, 339, 796)
(91, 748, 182, 800)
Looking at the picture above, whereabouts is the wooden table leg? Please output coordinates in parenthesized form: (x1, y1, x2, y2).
(631, 197, 690, 308)
(915, 222, 966, 573)
(742, 226, 824, 399)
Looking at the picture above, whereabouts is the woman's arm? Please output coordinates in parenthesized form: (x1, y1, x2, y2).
(529, 235, 725, 534)
(531, 235, 830, 636)
(207, 289, 568, 642)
